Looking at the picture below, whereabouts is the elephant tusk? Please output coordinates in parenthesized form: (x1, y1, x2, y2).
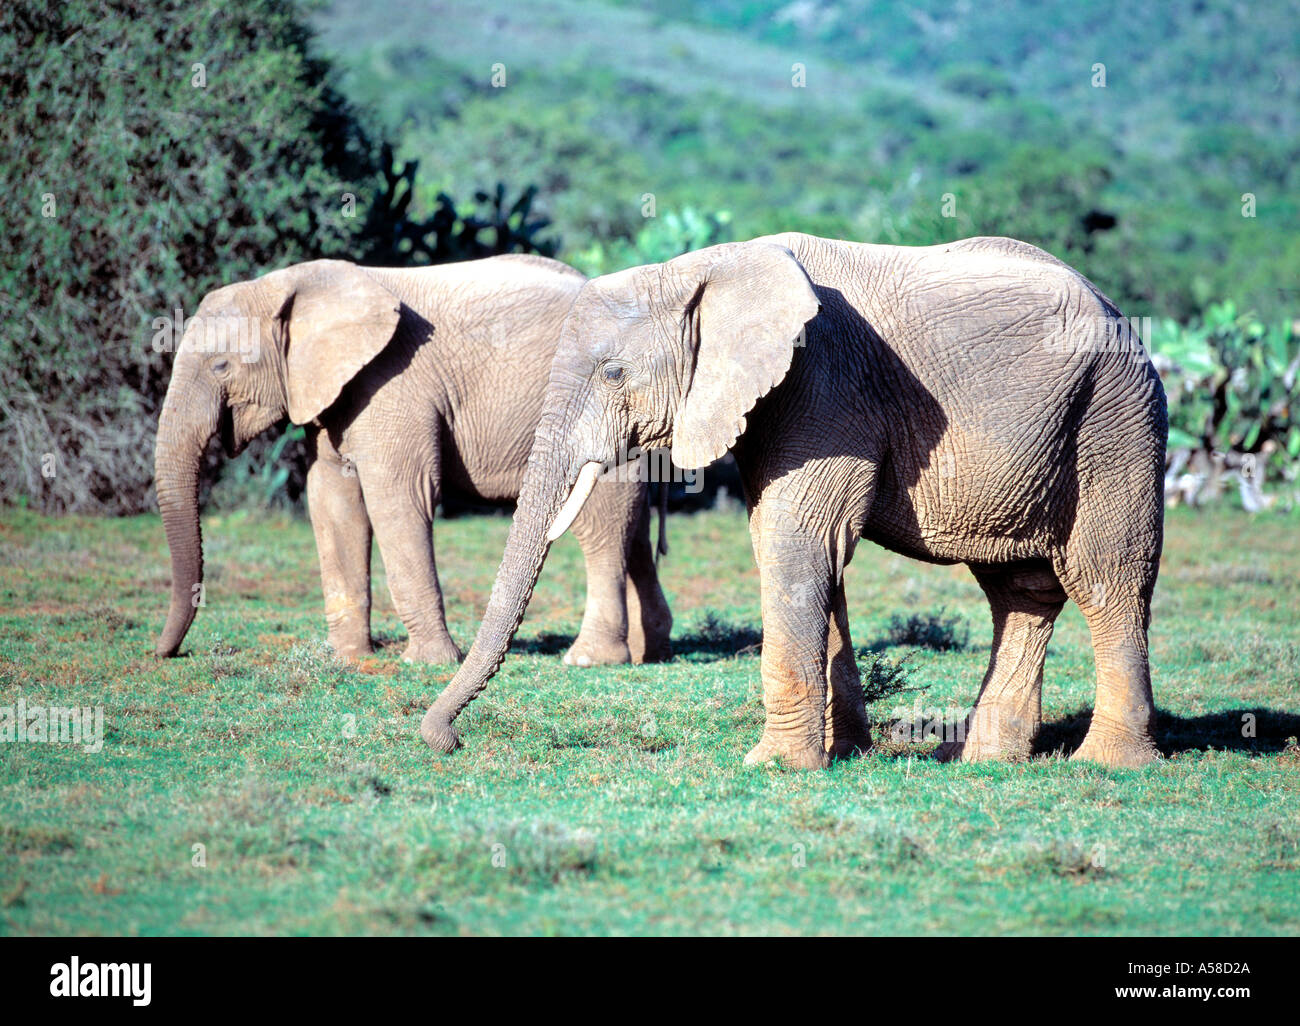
(547, 461, 604, 542)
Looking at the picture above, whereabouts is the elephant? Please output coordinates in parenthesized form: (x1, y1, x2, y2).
(153, 254, 673, 667)
(419, 233, 1166, 770)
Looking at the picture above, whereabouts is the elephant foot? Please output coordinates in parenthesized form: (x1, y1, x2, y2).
(628, 634, 673, 665)
(562, 634, 631, 668)
(933, 735, 1031, 763)
(331, 639, 373, 664)
(935, 734, 1034, 763)
(743, 732, 829, 770)
(1071, 728, 1160, 769)
(403, 635, 464, 665)
(937, 705, 1035, 763)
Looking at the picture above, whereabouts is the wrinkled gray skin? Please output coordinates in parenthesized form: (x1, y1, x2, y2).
(422, 234, 1166, 769)
(154, 255, 672, 667)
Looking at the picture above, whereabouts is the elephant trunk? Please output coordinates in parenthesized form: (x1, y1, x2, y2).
(154, 367, 221, 657)
(421, 414, 599, 752)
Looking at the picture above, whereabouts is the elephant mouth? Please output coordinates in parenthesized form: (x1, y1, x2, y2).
(218, 402, 239, 458)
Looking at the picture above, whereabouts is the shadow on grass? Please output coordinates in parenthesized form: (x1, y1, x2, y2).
(512, 609, 974, 664)
(671, 616, 762, 659)
(1035, 706, 1300, 757)
(509, 633, 573, 656)
(511, 621, 765, 661)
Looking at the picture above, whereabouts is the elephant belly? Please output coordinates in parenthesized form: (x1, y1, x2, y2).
(863, 431, 1070, 566)
(440, 422, 531, 504)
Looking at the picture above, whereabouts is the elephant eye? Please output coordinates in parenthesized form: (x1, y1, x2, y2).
(601, 363, 626, 386)
(211, 358, 230, 376)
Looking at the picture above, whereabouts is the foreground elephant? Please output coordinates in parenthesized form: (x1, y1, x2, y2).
(421, 233, 1166, 769)
(154, 255, 672, 666)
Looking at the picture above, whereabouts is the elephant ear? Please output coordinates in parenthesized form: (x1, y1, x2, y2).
(281, 261, 403, 424)
(670, 242, 821, 469)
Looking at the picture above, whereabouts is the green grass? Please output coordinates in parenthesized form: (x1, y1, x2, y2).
(1, 505, 1298, 935)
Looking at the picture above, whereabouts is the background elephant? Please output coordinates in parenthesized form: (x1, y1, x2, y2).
(154, 255, 673, 666)
(421, 233, 1166, 769)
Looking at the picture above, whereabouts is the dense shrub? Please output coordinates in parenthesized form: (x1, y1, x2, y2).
(938, 64, 1017, 100)
(0, 0, 391, 513)
(885, 609, 970, 651)
(0, 1, 556, 514)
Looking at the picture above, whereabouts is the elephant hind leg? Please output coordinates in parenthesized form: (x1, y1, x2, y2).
(1055, 543, 1160, 768)
(939, 564, 1065, 763)
(624, 492, 673, 664)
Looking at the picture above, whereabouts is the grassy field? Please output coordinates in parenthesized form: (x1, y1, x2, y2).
(1, 504, 1298, 935)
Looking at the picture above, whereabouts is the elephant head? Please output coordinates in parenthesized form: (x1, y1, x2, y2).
(154, 260, 401, 657)
(421, 240, 820, 751)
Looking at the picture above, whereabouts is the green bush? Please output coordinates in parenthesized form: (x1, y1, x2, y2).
(1149, 304, 1300, 510)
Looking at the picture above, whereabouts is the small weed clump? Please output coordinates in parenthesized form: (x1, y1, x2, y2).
(861, 653, 925, 705)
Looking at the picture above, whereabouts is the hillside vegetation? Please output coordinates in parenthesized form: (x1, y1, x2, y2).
(318, 0, 1300, 320)
(313, 0, 1300, 507)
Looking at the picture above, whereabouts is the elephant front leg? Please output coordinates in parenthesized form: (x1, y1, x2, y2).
(744, 533, 833, 770)
(306, 451, 373, 663)
(359, 461, 463, 666)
